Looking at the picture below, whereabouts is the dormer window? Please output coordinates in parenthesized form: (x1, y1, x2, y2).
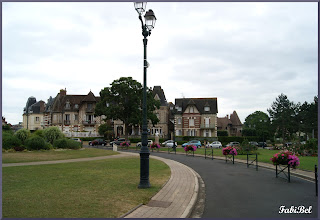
(65, 101, 71, 109)
(204, 106, 210, 112)
(74, 104, 79, 109)
(190, 107, 194, 113)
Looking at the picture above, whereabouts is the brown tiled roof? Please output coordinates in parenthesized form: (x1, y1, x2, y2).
(152, 86, 167, 106)
(175, 98, 218, 114)
(51, 91, 100, 112)
(217, 116, 232, 129)
(230, 111, 242, 126)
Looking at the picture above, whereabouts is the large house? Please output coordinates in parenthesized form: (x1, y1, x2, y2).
(23, 89, 105, 136)
(217, 111, 243, 136)
(174, 98, 218, 137)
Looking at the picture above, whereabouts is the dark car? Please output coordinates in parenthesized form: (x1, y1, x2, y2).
(89, 138, 107, 146)
(110, 138, 131, 146)
(258, 142, 267, 148)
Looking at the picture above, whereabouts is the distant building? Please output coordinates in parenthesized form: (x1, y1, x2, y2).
(174, 98, 218, 137)
(22, 97, 46, 131)
(22, 89, 105, 137)
(217, 111, 243, 136)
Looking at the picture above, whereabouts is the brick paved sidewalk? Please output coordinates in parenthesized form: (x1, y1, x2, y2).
(121, 152, 199, 218)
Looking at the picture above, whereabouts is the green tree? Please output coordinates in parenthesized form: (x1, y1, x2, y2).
(15, 128, 31, 144)
(243, 111, 271, 141)
(43, 127, 64, 144)
(298, 96, 318, 139)
(95, 77, 160, 139)
(98, 123, 114, 140)
(267, 94, 297, 143)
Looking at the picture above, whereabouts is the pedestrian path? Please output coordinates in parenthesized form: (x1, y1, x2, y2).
(2, 154, 131, 167)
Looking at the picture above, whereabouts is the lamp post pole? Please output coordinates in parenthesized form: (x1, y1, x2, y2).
(134, 2, 156, 189)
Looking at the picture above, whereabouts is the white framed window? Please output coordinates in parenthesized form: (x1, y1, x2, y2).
(190, 107, 194, 113)
(178, 118, 182, 124)
(204, 106, 210, 112)
(189, 118, 194, 126)
(74, 104, 79, 109)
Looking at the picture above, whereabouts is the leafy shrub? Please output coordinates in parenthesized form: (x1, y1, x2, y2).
(217, 130, 229, 137)
(236, 139, 258, 155)
(25, 136, 49, 151)
(32, 129, 45, 138)
(15, 128, 31, 144)
(53, 138, 81, 149)
(43, 127, 64, 144)
(2, 132, 22, 150)
(66, 139, 82, 150)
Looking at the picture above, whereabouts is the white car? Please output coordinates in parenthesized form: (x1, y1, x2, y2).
(136, 140, 153, 148)
(161, 140, 177, 148)
(207, 141, 222, 149)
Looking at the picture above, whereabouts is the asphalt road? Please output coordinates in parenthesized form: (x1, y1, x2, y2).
(91, 146, 318, 218)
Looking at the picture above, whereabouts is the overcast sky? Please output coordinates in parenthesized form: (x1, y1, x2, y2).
(2, 2, 318, 125)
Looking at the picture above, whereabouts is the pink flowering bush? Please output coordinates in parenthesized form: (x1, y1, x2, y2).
(270, 150, 300, 169)
(120, 141, 129, 147)
(222, 146, 238, 156)
(184, 145, 197, 152)
(150, 143, 160, 149)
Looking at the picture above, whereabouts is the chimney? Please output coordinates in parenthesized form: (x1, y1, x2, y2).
(60, 89, 66, 96)
(39, 101, 45, 112)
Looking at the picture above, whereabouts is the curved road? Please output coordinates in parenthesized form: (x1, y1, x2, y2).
(113, 148, 318, 218)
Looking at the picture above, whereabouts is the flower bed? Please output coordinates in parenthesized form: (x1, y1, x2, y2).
(270, 150, 300, 169)
(120, 141, 130, 149)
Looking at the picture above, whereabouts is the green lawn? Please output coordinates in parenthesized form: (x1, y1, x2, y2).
(155, 147, 318, 171)
(2, 157, 170, 218)
(2, 148, 119, 163)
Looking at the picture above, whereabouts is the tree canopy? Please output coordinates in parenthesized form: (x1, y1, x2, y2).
(95, 77, 160, 138)
(243, 111, 271, 141)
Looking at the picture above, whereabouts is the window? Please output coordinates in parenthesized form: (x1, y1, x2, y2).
(74, 104, 79, 109)
(178, 118, 182, 124)
(106, 102, 110, 107)
(74, 114, 79, 121)
(65, 114, 70, 121)
(190, 107, 194, 113)
(87, 103, 92, 110)
(204, 106, 210, 112)
(189, 118, 194, 126)
(65, 101, 71, 109)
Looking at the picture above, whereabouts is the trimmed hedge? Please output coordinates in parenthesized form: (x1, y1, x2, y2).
(53, 138, 82, 150)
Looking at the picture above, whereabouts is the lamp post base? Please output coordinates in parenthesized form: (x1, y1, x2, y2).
(139, 152, 151, 188)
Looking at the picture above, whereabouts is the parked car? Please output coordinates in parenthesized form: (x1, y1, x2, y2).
(249, 141, 258, 147)
(110, 138, 131, 146)
(136, 140, 153, 148)
(89, 138, 107, 146)
(71, 138, 83, 146)
(258, 142, 267, 148)
(206, 141, 222, 149)
(162, 140, 177, 148)
(182, 140, 202, 148)
(226, 142, 240, 147)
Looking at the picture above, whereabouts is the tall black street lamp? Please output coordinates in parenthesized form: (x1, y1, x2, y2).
(134, 2, 157, 189)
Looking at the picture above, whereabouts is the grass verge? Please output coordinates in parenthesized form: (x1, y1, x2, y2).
(2, 157, 170, 218)
(153, 147, 318, 171)
(2, 148, 119, 163)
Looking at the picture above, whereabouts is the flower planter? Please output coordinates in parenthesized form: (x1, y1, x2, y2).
(225, 154, 234, 164)
(246, 153, 258, 171)
(276, 164, 290, 182)
(184, 145, 197, 157)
